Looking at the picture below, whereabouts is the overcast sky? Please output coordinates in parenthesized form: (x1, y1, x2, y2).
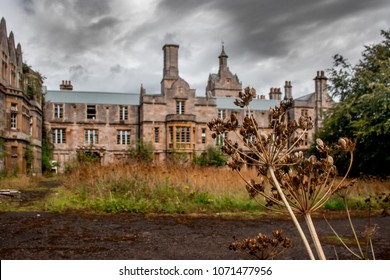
(2, 0, 389, 98)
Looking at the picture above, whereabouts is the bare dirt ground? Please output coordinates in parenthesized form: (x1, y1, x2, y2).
(0, 180, 389, 260)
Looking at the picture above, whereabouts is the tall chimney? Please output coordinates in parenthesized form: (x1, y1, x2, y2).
(162, 44, 179, 80)
(284, 81, 292, 99)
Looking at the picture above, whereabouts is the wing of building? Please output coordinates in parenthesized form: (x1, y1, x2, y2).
(0, 18, 333, 175)
(0, 18, 43, 176)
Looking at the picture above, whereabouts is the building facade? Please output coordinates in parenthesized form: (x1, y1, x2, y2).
(0, 18, 43, 176)
(0, 17, 333, 175)
(44, 44, 333, 173)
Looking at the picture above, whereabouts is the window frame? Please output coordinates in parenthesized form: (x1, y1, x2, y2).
(117, 130, 130, 145)
(87, 105, 97, 120)
(201, 128, 206, 144)
(84, 129, 99, 144)
(176, 101, 185, 115)
(54, 104, 63, 119)
(10, 112, 17, 130)
(119, 105, 128, 121)
(154, 127, 159, 143)
(52, 128, 66, 144)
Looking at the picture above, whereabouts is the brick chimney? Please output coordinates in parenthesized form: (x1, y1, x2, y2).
(60, 80, 73, 90)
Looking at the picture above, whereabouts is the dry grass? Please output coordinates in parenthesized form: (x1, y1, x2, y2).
(61, 162, 257, 197)
(0, 176, 38, 190)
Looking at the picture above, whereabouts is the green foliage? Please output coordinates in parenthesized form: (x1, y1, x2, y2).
(45, 176, 261, 214)
(128, 140, 153, 163)
(41, 137, 53, 173)
(321, 29, 390, 176)
(24, 144, 34, 174)
(193, 146, 226, 167)
(77, 150, 100, 164)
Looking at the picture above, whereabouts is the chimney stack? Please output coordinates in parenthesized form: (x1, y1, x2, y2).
(60, 80, 73, 91)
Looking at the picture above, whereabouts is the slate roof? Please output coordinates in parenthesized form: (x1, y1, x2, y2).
(216, 97, 280, 111)
(45, 89, 281, 111)
(294, 92, 314, 101)
(45, 90, 140, 105)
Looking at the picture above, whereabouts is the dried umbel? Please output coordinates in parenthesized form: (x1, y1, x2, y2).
(208, 87, 355, 260)
(229, 229, 292, 260)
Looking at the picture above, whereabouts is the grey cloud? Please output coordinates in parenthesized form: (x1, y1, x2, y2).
(19, 0, 35, 15)
(110, 64, 127, 74)
(89, 17, 121, 31)
(72, 0, 111, 17)
(69, 65, 90, 82)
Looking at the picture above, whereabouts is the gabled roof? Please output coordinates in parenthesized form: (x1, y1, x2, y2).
(216, 97, 280, 111)
(294, 92, 314, 101)
(45, 90, 140, 105)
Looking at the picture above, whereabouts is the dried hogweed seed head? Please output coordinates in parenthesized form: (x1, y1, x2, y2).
(316, 138, 324, 149)
(338, 138, 347, 150)
(327, 155, 334, 166)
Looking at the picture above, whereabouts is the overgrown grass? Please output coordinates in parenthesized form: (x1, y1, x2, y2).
(44, 163, 263, 214)
(1, 163, 388, 215)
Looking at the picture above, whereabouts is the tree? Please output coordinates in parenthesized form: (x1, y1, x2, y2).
(320, 30, 390, 176)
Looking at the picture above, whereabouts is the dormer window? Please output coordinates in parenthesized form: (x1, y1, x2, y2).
(176, 101, 185, 115)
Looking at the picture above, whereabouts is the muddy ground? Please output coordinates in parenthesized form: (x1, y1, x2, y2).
(0, 181, 389, 260)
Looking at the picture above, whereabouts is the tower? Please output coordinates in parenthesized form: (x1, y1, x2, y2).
(314, 71, 328, 133)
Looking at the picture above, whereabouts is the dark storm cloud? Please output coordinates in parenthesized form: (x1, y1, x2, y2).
(157, 0, 390, 59)
(24, 0, 121, 56)
(5, 0, 389, 94)
(19, 0, 35, 14)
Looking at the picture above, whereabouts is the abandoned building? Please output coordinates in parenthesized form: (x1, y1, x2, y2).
(0, 18, 43, 176)
(0, 17, 333, 175)
(44, 44, 333, 173)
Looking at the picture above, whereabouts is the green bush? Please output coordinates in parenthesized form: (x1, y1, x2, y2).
(193, 146, 226, 167)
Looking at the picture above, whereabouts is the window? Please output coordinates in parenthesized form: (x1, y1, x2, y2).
(119, 106, 128, 121)
(176, 127, 191, 143)
(10, 65, 16, 87)
(245, 110, 253, 117)
(201, 128, 206, 144)
(301, 109, 308, 117)
(29, 117, 33, 136)
(85, 129, 99, 144)
(218, 109, 226, 120)
(11, 112, 17, 130)
(117, 130, 130, 145)
(303, 132, 308, 146)
(87, 105, 96, 119)
(2, 51, 8, 80)
(169, 127, 173, 143)
(216, 132, 227, 146)
(52, 128, 66, 144)
(176, 101, 185, 114)
(154, 127, 159, 143)
(54, 104, 63, 119)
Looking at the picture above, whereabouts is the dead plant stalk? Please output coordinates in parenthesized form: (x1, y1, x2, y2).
(208, 87, 354, 260)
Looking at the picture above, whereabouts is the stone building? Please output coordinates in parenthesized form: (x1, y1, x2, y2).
(44, 43, 333, 172)
(0, 18, 43, 176)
